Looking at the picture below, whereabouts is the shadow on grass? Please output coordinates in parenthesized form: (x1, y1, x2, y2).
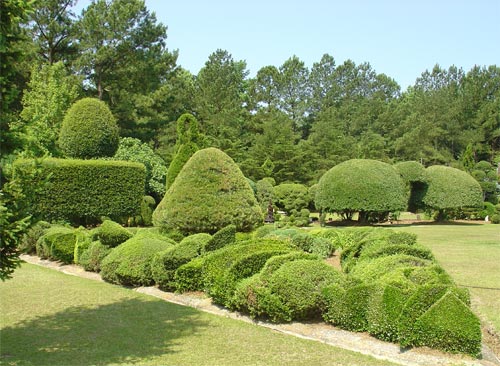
(0, 297, 208, 366)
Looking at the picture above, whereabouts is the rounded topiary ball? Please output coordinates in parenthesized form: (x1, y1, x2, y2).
(59, 98, 119, 159)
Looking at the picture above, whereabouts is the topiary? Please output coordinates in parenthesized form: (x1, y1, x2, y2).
(100, 236, 175, 286)
(315, 159, 407, 223)
(423, 165, 483, 220)
(79, 240, 111, 272)
(174, 257, 205, 293)
(491, 214, 500, 224)
(59, 98, 119, 159)
(95, 220, 133, 247)
(36, 226, 77, 263)
(151, 233, 211, 290)
(19, 221, 51, 254)
(203, 224, 236, 252)
(153, 148, 262, 235)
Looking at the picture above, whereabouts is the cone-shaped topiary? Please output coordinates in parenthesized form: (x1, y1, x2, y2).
(153, 147, 262, 235)
(59, 98, 119, 159)
(315, 159, 406, 222)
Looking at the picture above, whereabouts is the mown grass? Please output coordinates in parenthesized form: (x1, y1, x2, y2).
(388, 223, 500, 332)
(0, 264, 398, 366)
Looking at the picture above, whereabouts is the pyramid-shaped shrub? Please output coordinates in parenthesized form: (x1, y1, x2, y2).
(153, 148, 262, 235)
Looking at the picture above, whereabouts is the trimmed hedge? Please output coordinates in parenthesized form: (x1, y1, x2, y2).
(265, 228, 334, 259)
(153, 148, 262, 235)
(204, 224, 236, 252)
(100, 236, 175, 286)
(15, 158, 145, 225)
(79, 240, 111, 272)
(59, 98, 119, 159)
(315, 159, 407, 221)
(174, 257, 205, 293)
(95, 220, 133, 247)
(36, 226, 77, 263)
(19, 221, 51, 254)
(259, 251, 320, 278)
(151, 233, 211, 290)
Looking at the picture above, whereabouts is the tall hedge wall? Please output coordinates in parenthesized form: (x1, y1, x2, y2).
(15, 158, 145, 224)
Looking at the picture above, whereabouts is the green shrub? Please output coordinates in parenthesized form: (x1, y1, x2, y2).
(315, 159, 407, 222)
(174, 257, 205, 293)
(129, 195, 156, 227)
(358, 243, 434, 263)
(19, 221, 51, 254)
(322, 281, 373, 332)
(14, 158, 145, 225)
(112, 137, 168, 201)
(79, 240, 111, 272)
(73, 227, 92, 264)
(153, 148, 262, 235)
(394, 161, 428, 212)
(151, 233, 211, 290)
(398, 284, 470, 347)
(95, 220, 133, 247)
(409, 292, 481, 356)
(260, 251, 320, 278)
(59, 98, 119, 159)
(265, 260, 344, 321)
(100, 236, 175, 286)
(491, 214, 500, 224)
(36, 226, 76, 263)
(202, 239, 292, 306)
(253, 224, 277, 238)
(290, 233, 334, 258)
(273, 183, 311, 214)
(204, 224, 236, 252)
(423, 165, 483, 216)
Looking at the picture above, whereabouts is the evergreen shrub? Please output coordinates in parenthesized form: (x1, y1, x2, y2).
(204, 224, 236, 252)
(79, 240, 111, 272)
(36, 226, 77, 263)
(95, 220, 132, 247)
(174, 257, 205, 292)
(15, 158, 145, 225)
(19, 221, 51, 253)
(100, 236, 175, 286)
(59, 98, 119, 159)
(153, 148, 262, 234)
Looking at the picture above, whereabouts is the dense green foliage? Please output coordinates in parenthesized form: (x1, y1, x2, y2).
(94, 220, 133, 247)
(423, 165, 483, 218)
(204, 224, 236, 252)
(78, 240, 111, 272)
(100, 235, 175, 286)
(153, 148, 262, 234)
(14, 158, 145, 225)
(112, 138, 168, 202)
(35, 226, 78, 263)
(59, 98, 119, 159)
(315, 159, 407, 222)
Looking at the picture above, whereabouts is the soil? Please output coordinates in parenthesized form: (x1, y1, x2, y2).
(20, 254, 500, 366)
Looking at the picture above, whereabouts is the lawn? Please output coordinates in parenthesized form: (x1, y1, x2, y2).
(388, 223, 500, 332)
(0, 264, 398, 366)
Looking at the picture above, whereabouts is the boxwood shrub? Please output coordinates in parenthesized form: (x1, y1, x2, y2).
(100, 236, 175, 286)
(79, 240, 111, 272)
(203, 224, 235, 253)
(14, 158, 145, 225)
(151, 233, 211, 290)
(36, 226, 77, 263)
(174, 257, 205, 293)
(19, 221, 51, 254)
(95, 220, 133, 247)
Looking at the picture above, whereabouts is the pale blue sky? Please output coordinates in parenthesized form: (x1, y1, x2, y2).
(74, 0, 499, 90)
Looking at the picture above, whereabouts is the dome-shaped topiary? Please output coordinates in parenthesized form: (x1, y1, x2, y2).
(59, 98, 119, 159)
(153, 147, 262, 235)
(423, 165, 483, 210)
(315, 159, 406, 222)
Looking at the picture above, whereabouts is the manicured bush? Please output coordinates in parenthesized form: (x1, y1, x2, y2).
(129, 195, 156, 227)
(174, 257, 205, 292)
(204, 224, 236, 252)
(153, 148, 262, 234)
(409, 292, 481, 356)
(151, 233, 211, 290)
(259, 251, 320, 278)
(322, 281, 373, 332)
(73, 227, 92, 264)
(79, 240, 111, 272)
(423, 165, 483, 219)
(19, 221, 51, 254)
(358, 243, 434, 263)
(100, 236, 175, 286)
(253, 224, 277, 238)
(394, 161, 427, 183)
(112, 137, 168, 201)
(36, 226, 77, 263)
(59, 98, 119, 159)
(14, 158, 145, 225)
(273, 183, 310, 214)
(95, 220, 132, 247)
(491, 214, 500, 224)
(202, 239, 292, 306)
(265, 229, 334, 258)
(265, 260, 345, 321)
(315, 159, 407, 222)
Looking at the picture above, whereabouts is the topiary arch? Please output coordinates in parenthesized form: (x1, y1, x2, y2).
(315, 159, 406, 223)
(58, 98, 119, 159)
(153, 147, 262, 234)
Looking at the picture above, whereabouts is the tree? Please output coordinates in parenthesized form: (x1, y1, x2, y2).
(471, 161, 498, 204)
(153, 148, 262, 235)
(422, 165, 483, 221)
(59, 98, 119, 159)
(315, 159, 406, 222)
(394, 161, 428, 212)
(28, 0, 78, 64)
(14, 61, 80, 157)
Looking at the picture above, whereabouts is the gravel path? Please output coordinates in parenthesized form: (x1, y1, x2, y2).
(20, 255, 500, 366)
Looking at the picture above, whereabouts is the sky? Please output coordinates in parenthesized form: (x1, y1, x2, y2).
(74, 0, 500, 90)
